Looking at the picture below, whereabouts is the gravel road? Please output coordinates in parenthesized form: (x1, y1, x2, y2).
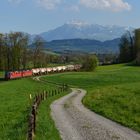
(51, 89, 140, 140)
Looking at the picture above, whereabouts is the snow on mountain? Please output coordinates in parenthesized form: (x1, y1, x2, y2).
(38, 22, 134, 41)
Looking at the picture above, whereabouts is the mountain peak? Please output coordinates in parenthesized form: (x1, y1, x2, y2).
(39, 23, 134, 41)
(66, 20, 89, 27)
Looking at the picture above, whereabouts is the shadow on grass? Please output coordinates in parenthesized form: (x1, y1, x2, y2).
(0, 78, 5, 81)
(125, 62, 140, 67)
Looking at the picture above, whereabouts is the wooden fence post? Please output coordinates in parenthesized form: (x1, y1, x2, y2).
(32, 104, 36, 135)
(55, 89, 57, 95)
(28, 114, 33, 140)
(29, 94, 32, 106)
(58, 89, 60, 94)
(28, 87, 66, 140)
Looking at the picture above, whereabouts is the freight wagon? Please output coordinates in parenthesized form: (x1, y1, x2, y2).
(5, 64, 82, 80)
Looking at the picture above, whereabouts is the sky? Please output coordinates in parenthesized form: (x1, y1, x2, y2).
(0, 0, 140, 34)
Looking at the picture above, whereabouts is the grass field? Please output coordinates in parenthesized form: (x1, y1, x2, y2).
(41, 64, 140, 132)
(0, 64, 140, 139)
(0, 78, 66, 139)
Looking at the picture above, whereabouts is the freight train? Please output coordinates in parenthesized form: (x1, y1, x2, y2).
(5, 64, 82, 80)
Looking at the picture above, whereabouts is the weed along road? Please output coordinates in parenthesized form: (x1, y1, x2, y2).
(51, 89, 140, 140)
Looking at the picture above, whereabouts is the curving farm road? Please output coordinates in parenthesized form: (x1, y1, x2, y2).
(51, 89, 140, 140)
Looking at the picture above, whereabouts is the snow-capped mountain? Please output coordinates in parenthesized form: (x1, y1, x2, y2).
(39, 21, 134, 41)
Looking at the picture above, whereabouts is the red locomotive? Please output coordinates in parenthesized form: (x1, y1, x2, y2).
(5, 70, 32, 80)
(22, 70, 33, 77)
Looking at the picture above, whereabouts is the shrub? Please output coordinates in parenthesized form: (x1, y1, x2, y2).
(82, 55, 98, 71)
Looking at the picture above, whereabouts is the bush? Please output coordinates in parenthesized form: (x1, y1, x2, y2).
(82, 55, 98, 71)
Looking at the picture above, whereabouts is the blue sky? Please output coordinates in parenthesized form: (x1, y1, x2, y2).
(0, 0, 139, 34)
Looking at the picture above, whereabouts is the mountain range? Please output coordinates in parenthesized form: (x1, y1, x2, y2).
(30, 22, 134, 54)
(37, 21, 134, 41)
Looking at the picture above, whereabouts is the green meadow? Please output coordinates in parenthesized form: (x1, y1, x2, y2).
(0, 64, 140, 140)
(41, 64, 140, 132)
(0, 78, 66, 139)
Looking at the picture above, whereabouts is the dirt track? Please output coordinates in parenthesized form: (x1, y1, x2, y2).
(51, 89, 140, 140)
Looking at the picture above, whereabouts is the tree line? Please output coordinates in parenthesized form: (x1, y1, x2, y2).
(119, 29, 140, 65)
(0, 32, 95, 72)
(0, 32, 56, 71)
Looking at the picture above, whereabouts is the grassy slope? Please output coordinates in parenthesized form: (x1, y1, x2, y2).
(0, 78, 64, 139)
(41, 64, 140, 132)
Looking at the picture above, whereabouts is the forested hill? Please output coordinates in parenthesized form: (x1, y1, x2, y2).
(42, 38, 120, 54)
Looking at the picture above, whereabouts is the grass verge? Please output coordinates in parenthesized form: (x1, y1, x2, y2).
(41, 64, 140, 132)
(35, 91, 67, 140)
(0, 78, 63, 139)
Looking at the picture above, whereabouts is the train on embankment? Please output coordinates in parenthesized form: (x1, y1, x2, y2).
(5, 64, 82, 80)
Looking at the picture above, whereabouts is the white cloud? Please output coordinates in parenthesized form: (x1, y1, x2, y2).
(79, 0, 131, 12)
(37, 0, 62, 10)
(8, 0, 131, 12)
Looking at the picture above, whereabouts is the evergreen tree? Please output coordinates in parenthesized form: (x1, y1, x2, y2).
(119, 35, 131, 63)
